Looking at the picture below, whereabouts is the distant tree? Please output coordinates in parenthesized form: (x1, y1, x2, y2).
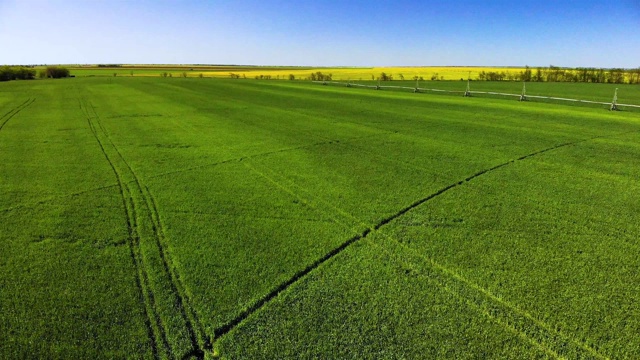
(577, 67, 590, 82)
(310, 71, 331, 81)
(534, 67, 543, 82)
(17, 67, 36, 80)
(38, 66, 70, 79)
(596, 68, 605, 83)
(479, 71, 507, 81)
(547, 65, 564, 82)
(398, 73, 404, 81)
(181, 72, 187, 78)
(564, 71, 578, 82)
(0, 67, 14, 81)
(0, 66, 36, 81)
(629, 68, 640, 84)
(608, 68, 625, 84)
(199, 73, 204, 78)
(521, 65, 532, 82)
(379, 72, 392, 81)
(130, 70, 134, 77)
(289, 74, 295, 80)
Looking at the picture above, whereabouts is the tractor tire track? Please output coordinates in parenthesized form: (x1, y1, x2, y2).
(210, 132, 639, 358)
(366, 240, 565, 359)
(372, 240, 563, 359)
(375, 130, 639, 230)
(0, 98, 35, 132)
(241, 161, 368, 231)
(85, 101, 207, 359)
(145, 185, 212, 356)
(82, 101, 164, 359)
(213, 229, 370, 340)
(212, 161, 369, 341)
(144, 144, 332, 181)
(147, 131, 392, 181)
(373, 236, 606, 360)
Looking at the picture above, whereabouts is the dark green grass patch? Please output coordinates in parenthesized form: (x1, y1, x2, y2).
(382, 133, 640, 358)
(2, 77, 639, 359)
(216, 234, 553, 359)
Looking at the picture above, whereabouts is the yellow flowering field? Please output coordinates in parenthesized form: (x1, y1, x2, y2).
(203, 66, 527, 81)
(68, 65, 527, 80)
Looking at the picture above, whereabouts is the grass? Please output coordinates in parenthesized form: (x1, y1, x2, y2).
(1, 76, 639, 359)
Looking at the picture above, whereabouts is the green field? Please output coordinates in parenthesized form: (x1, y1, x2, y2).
(1, 77, 640, 359)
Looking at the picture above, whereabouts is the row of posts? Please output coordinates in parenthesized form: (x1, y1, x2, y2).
(332, 74, 620, 111)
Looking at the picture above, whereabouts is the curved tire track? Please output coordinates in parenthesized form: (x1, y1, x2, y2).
(210, 132, 638, 358)
(0, 98, 35, 132)
(147, 131, 389, 181)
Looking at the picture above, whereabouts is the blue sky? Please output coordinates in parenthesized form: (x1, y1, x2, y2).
(0, 0, 638, 67)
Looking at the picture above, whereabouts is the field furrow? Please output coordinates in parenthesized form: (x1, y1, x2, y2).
(0, 98, 35, 132)
(3, 77, 640, 359)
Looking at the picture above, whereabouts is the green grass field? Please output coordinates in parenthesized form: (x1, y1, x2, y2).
(1, 77, 640, 359)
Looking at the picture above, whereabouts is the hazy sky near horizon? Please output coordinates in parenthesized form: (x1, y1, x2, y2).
(1, 0, 638, 67)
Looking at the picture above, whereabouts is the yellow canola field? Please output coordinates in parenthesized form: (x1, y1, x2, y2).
(68, 65, 529, 81)
(201, 67, 527, 81)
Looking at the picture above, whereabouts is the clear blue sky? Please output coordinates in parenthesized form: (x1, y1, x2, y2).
(1, 0, 638, 67)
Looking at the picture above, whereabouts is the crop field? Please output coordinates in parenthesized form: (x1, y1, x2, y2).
(1, 77, 640, 359)
(66, 65, 527, 81)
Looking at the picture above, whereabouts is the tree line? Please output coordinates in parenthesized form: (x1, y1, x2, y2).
(0, 66, 71, 81)
(0, 66, 36, 81)
(478, 66, 640, 84)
